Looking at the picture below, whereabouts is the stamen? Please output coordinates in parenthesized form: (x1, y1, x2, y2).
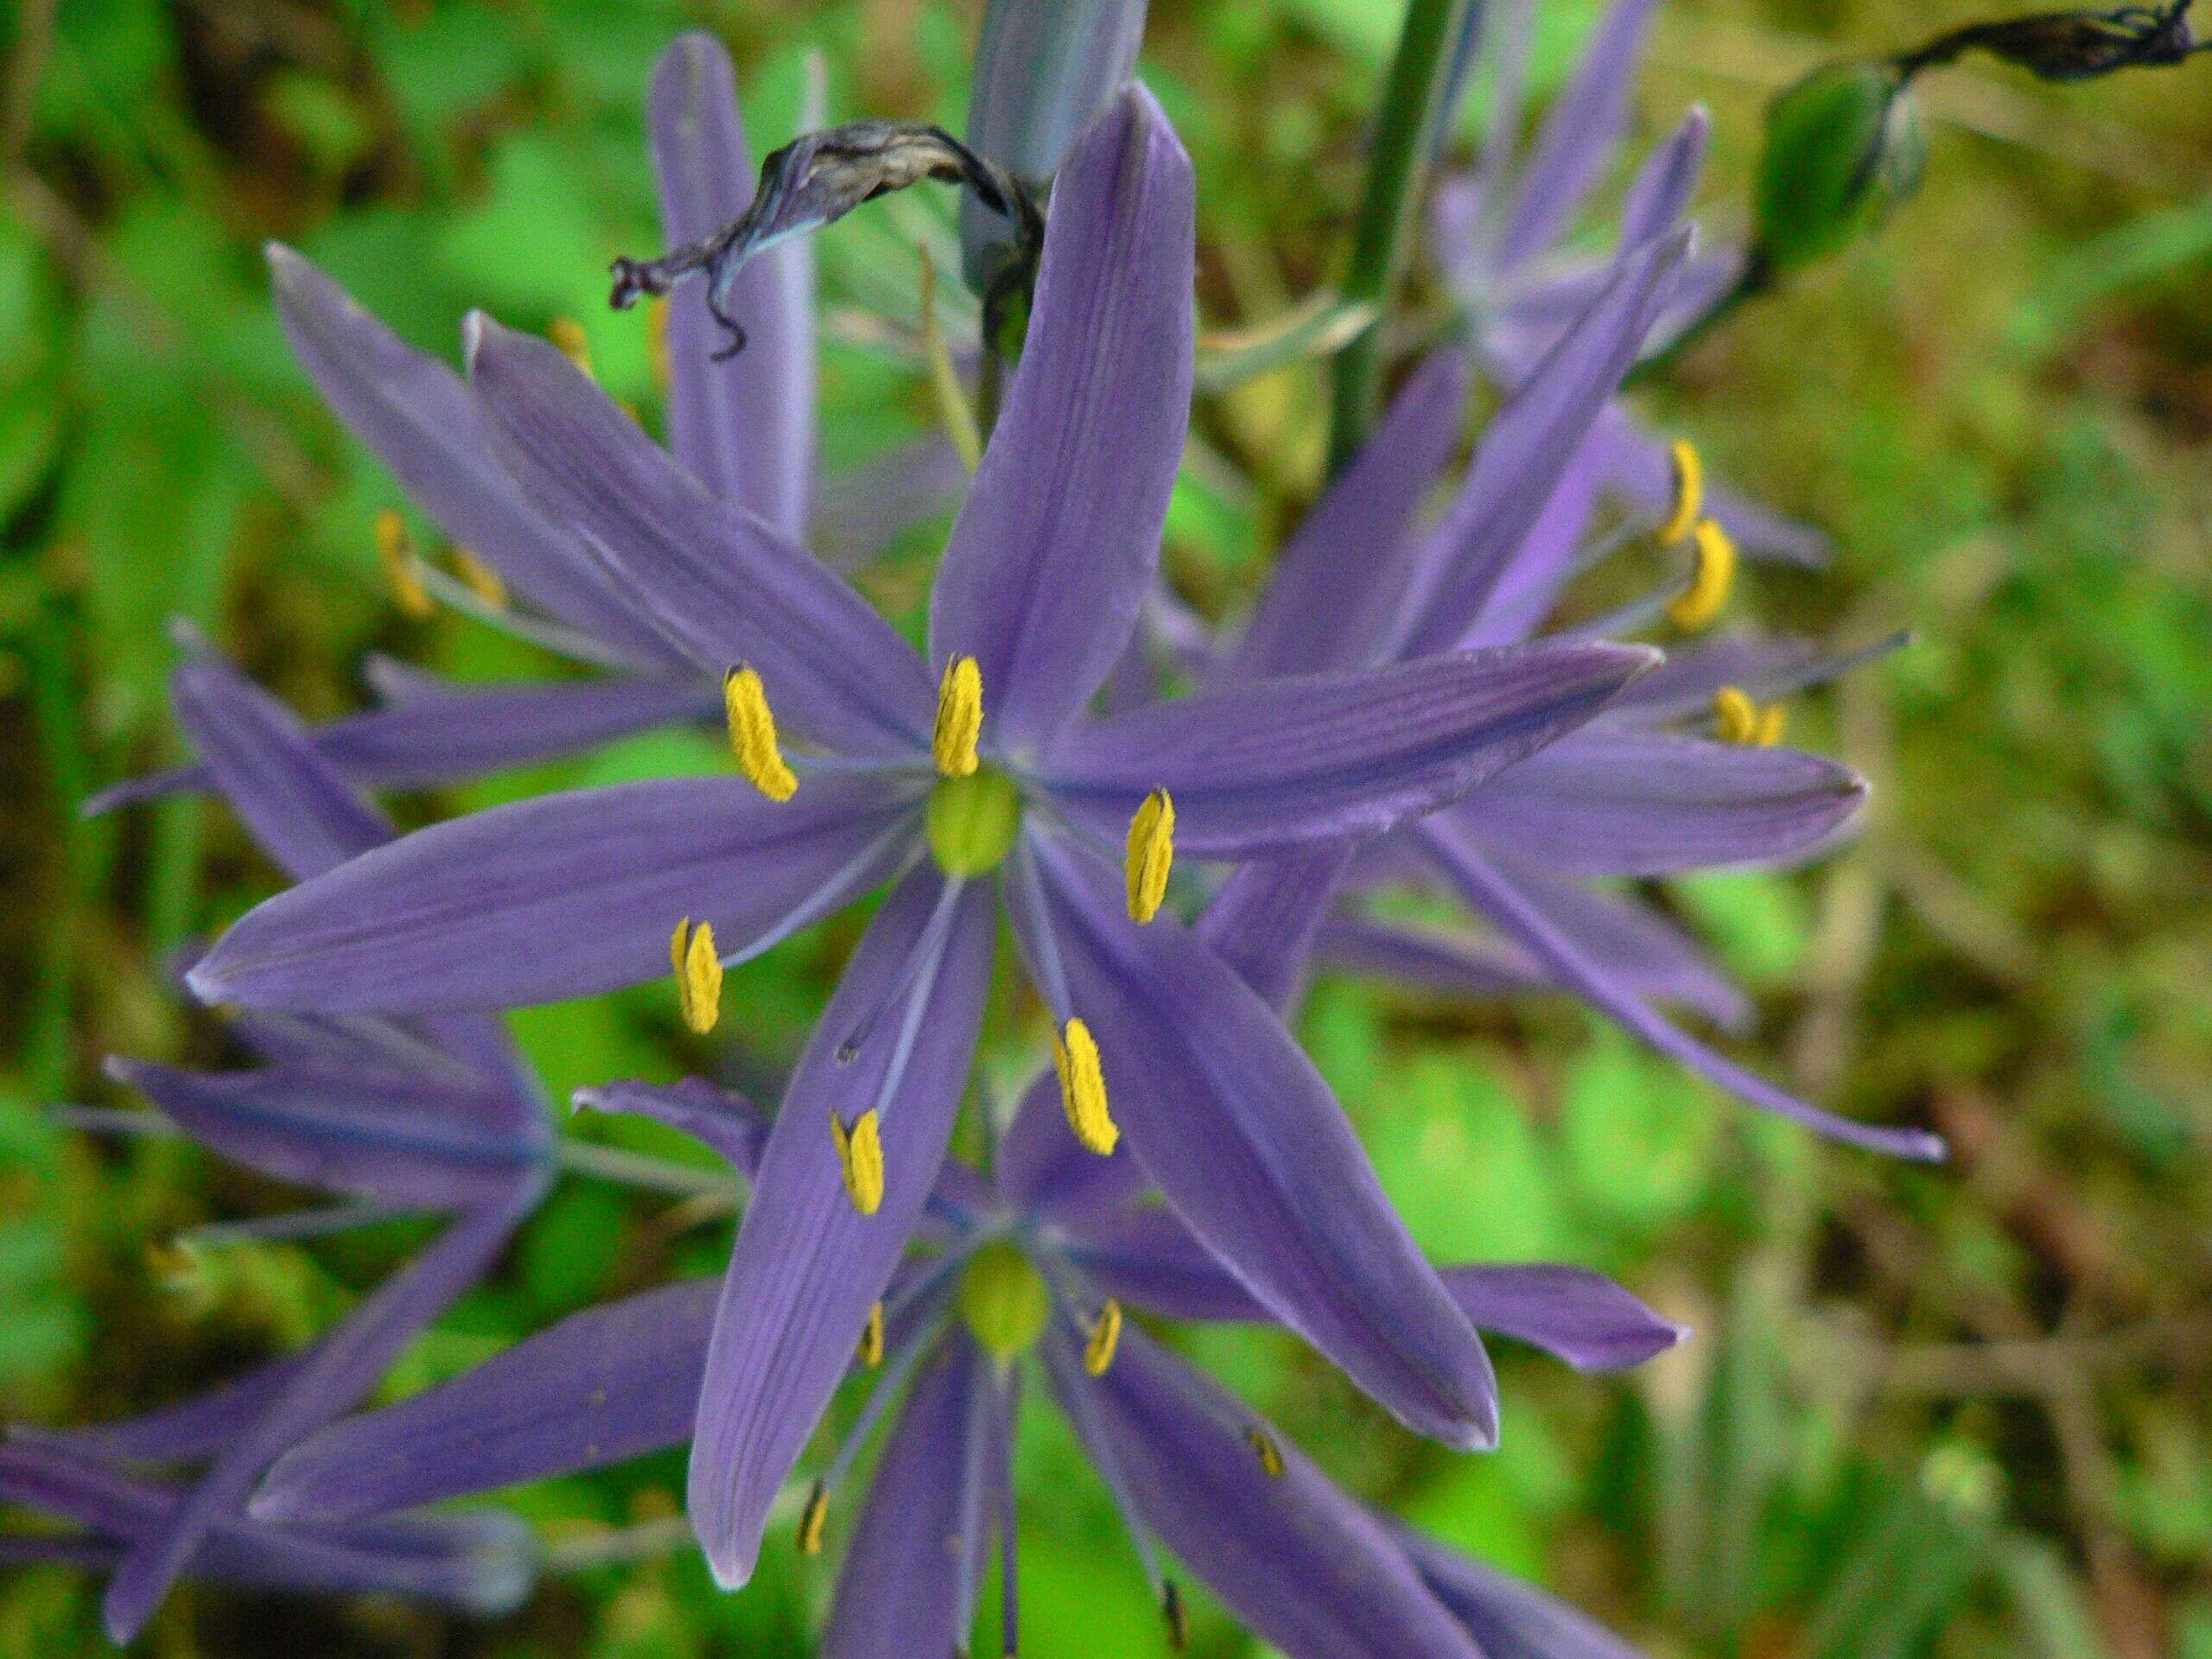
(1657, 438, 1705, 545)
(1713, 685, 1787, 747)
(646, 296, 671, 397)
(449, 549, 508, 609)
(1245, 1427, 1285, 1479)
(670, 918, 723, 1034)
(1084, 1299, 1123, 1376)
(797, 1479, 829, 1555)
(723, 665, 799, 801)
(1123, 789, 1175, 925)
(1757, 702, 1789, 747)
(548, 316, 594, 378)
(376, 510, 433, 620)
(933, 656, 983, 778)
(918, 245, 983, 472)
(858, 1300, 885, 1368)
(1667, 519, 1738, 632)
(1052, 1019, 1119, 1157)
(1162, 1581, 1189, 1652)
(830, 1109, 885, 1216)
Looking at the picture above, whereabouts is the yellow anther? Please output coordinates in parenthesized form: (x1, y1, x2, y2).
(932, 656, 983, 778)
(858, 1300, 885, 1368)
(918, 245, 983, 473)
(549, 316, 594, 378)
(1713, 684, 1789, 747)
(797, 1480, 829, 1555)
(1667, 518, 1738, 632)
(449, 549, 508, 609)
(723, 665, 798, 801)
(1756, 702, 1788, 747)
(830, 1109, 885, 1216)
(670, 918, 723, 1034)
(1657, 438, 1705, 545)
(1246, 1427, 1285, 1479)
(376, 510, 433, 620)
(1052, 1019, 1118, 1157)
(1124, 788, 1175, 924)
(1084, 1298, 1124, 1376)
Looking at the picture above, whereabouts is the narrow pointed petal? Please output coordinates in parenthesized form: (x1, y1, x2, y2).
(1443, 1264, 1685, 1371)
(927, 86, 1194, 749)
(105, 1058, 537, 1209)
(820, 1335, 991, 1659)
(1027, 839, 1497, 1446)
(1394, 231, 1690, 659)
(573, 1077, 770, 1179)
(1607, 629, 1908, 723)
(1192, 842, 1357, 1014)
(1496, 0, 1661, 268)
(690, 868, 994, 1589)
(1315, 913, 1550, 997)
(1395, 1528, 1652, 1659)
(1418, 824, 1948, 1160)
(810, 432, 968, 573)
(254, 1280, 717, 1522)
(651, 34, 815, 534)
(100, 1180, 543, 1641)
(1455, 433, 1607, 651)
(1054, 1206, 1269, 1322)
(264, 245, 677, 665)
(168, 641, 391, 881)
(1046, 644, 1656, 857)
(467, 315, 932, 758)
(1617, 106, 1710, 251)
(1226, 350, 1471, 682)
(188, 772, 918, 1014)
(1045, 1325, 1488, 1659)
(29, 1357, 318, 1466)
(1459, 729, 1868, 877)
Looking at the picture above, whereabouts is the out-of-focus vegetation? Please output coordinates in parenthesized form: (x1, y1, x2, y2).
(1, 1, 2208, 1656)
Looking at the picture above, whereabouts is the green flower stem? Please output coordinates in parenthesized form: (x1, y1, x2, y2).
(1325, 0, 1477, 477)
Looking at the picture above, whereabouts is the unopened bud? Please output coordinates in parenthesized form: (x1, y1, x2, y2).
(1752, 62, 1926, 278)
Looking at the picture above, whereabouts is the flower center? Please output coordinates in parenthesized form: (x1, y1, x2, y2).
(957, 1240, 1049, 1361)
(925, 766, 1023, 877)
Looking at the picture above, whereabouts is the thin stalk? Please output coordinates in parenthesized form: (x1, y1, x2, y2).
(1325, 0, 1478, 477)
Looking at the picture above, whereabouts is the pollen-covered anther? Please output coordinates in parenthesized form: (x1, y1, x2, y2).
(1084, 1299, 1123, 1376)
(670, 918, 723, 1034)
(1124, 788, 1175, 924)
(1667, 518, 1738, 632)
(933, 656, 983, 778)
(797, 1480, 829, 1555)
(1245, 1427, 1285, 1479)
(830, 1109, 885, 1216)
(1657, 437, 1705, 545)
(449, 549, 507, 609)
(858, 1300, 885, 1368)
(375, 510, 433, 620)
(1713, 685, 1787, 747)
(1052, 1019, 1118, 1157)
(723, 665, 798, 801)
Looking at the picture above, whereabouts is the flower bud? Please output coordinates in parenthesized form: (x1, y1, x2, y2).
(1751, 61, 1927, 278)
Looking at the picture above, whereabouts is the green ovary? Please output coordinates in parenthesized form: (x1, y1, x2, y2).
(925, 766, 1023, 877)
(957, 1241, 1050, 1362)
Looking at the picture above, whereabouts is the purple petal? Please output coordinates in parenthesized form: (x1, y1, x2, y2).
(651, 35, 816, 535)
(1225, 350, 1471, 682)
(29, 1357, 319, 1466)
(264, 245, 677, 666)
(1395, 1528, 1652, 1659)
(1416, 823, 1948, 1160)
(1193, 842, 1357, 1014)
(1442, 1263, 1685, 1371)
(1315, 912, 1552, 997)
(100, 1179, 543, 1641)
(1393, 231, 1690, 658)
(253, 1280, 718, 1522)
(1045, 1325, 1487, 1659)
(105, 1057, 538, 1210)
(1458, 729, 1867, 877)
(927, 86, 1194, 749)
(572, 1077, 770, 1179)
(1046, 645, 1657, 857)
(1584, 403, 1828, 565)
(994, 1064, 1147, 1224)
(466, 315, 932, 758)
(1606, 629, 1908, 724)
(1495, 0, 1661, 270)
(690, 867, 995, 1589)
(1053, 1206, 1268, 1322)
(820, 1334, 992, 1659)
(1455, 433, 1607, 650)
(1616, 106, 1710, 252)
(188, 772, 919, 1014)
(1026, 839, 1497, 1446)
(810, 432, 968, 574)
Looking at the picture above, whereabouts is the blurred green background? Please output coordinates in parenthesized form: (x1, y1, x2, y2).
(2, 0, 2209, 1655)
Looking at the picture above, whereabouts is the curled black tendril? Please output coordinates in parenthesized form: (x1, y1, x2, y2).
(1894, 0, 2206, 80)
(610, 119, 1045, 361)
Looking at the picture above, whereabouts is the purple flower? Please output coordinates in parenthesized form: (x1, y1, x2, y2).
(249, 1058, 1682, 1653)
(1436, 0, 1828, 564)
(187, 86, 1667, 1581)
(35, 632, 553, 1642)
(85, 34, 965, 820)
(1178, 111, 1942, 1162)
